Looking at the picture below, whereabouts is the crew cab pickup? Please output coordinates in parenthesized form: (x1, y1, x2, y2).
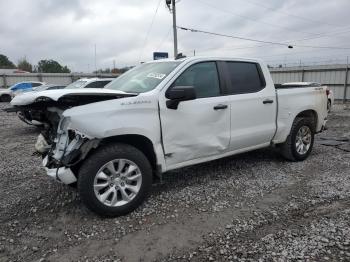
(7, 57, 328, 217)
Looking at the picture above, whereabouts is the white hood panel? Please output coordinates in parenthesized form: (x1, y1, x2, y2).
(11, 88, 130, 106)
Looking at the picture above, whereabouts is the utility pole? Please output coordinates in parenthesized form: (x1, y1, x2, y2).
(344, 56, 349, 103)
(166, 0, 178, 58)
(172, 0, 178, 58)
(94, 44, 97, 73)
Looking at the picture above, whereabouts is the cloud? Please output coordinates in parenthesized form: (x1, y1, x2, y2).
(1, 0, 350, 71)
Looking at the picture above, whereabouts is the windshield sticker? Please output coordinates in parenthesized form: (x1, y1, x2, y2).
(147, 73, 166, 80)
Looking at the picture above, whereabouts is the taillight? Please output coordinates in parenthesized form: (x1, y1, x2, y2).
(326, 89, 330, 96)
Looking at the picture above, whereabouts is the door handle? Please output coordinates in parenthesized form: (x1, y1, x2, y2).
(213, 104, 228, 110)
(263, 99, 274, 104)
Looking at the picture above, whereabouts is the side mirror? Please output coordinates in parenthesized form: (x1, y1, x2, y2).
(165, 86, 196, 109)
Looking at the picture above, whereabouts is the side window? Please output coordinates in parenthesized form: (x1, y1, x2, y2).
(100, 81, 111, 87)
(226, 62, 265, 94)
(173, 62, 220, 98)
(85, 81, 105, 88)
(31, 83, 42, 87)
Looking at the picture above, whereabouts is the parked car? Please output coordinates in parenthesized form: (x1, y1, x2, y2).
(0, 81, 46, 102)
(33, 84, 66, 91)
(8, 57, 328, 217)
(9, 81, 45, 93)
(65, 78, 114, 89)
(0, 89, 13, 102)
(13, 79, 113, 125)
(13, 84, 66, 125)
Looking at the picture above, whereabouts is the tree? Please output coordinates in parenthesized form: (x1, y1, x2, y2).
(37, 59, 71, 73)
(94, 68, 111, 74)
(111, 67, 133, 74)
(17, 57, 33, 72)
(0, 54, 16, 69)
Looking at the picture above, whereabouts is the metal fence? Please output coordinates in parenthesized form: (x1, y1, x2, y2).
(1, 64, 349, 101)
(270, 64, 349, 101)
(0, 73, 119, 89)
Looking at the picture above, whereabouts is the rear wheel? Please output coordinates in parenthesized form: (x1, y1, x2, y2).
(78, 143, 152, 217)
(280, 117, 315, 161)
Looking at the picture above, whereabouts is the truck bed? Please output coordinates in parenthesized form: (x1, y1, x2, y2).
(273, 85, 328, 144)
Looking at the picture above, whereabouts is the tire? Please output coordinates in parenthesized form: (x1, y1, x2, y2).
(327, 99, 331, 113)
(68, 182, 77, 189)
(78, 143, 152, 217)
(0, 94, 11, 102)
(280, 117, 315, 161)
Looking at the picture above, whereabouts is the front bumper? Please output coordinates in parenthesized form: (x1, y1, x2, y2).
(42, 156, 77, 184)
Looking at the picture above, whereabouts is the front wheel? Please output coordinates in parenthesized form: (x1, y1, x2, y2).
(78, 143, 152, 217)
(279, 118, 315, 161)
(0, 94, 11, 102)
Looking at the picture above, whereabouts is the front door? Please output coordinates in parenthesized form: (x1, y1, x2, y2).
(159, 61, 231, 167)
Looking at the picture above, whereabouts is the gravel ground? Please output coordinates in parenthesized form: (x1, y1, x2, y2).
(0, 102, 349, 262)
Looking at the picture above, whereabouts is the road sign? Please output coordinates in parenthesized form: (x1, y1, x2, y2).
(153, 52, 169, 60)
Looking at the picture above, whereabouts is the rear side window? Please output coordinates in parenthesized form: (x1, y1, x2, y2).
(173, 62, 220, 98)
(85, 81, 110, 88)
(225, 62, 265, 94)
(101, 81, 112, 87)
(31, 83, 42, 87)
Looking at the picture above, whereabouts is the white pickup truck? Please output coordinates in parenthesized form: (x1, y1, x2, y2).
(8, 57, 328, 216)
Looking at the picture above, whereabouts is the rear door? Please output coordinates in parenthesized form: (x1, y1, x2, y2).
(159, 61, 231, 167)
(223, 61, 276, 150)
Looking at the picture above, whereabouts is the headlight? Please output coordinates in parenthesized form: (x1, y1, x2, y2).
(59, 117, 71, 130)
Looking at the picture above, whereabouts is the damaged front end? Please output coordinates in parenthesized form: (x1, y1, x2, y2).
(38, 119, 100, 184)
(6, 91, 137, 184)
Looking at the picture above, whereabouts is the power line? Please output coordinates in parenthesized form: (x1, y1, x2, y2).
(178, 26, 291, 47)
(178, 26, 350, 50)
(291, 27, 350, 43)
(192, 27, 350, 54)
(240, 0, 343, 28)
(195, 0, 321, 37)
(138, 0, 163, 61)
(157, 26, 172, 50)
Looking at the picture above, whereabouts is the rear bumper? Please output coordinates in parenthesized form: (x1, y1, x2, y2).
(42, 156, 77, 184)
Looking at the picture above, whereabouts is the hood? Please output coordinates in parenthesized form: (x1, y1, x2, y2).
(0, 89, 12, 95)
(10, 88, 136, 106)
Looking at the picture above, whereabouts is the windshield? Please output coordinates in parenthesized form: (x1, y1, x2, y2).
(65, 80, 87, 89)
(105, 61, 181, 93)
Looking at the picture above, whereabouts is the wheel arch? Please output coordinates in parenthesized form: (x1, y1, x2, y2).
(295, 109, 318, 130)
(100, 134, 159, 174)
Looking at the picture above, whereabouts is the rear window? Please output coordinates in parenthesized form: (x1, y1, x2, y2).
(225, 62, 265, 94)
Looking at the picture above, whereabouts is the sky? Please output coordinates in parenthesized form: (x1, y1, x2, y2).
(1, 0, 350, 72)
